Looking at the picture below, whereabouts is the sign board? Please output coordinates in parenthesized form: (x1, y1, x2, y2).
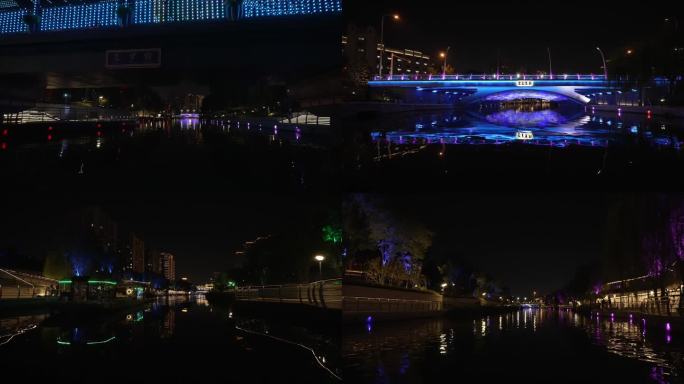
(515, 80, 535, 87)
(106, 48, 161, 69)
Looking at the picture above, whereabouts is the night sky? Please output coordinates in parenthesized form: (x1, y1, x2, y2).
(379, 193, 609, 296)
(344, 0, 674, 73)
(0, 196, 338, 283)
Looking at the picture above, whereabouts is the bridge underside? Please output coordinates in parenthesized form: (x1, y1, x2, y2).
(0, 17, 341, 105)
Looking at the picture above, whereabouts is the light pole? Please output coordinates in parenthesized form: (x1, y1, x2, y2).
(547, 47, 553, 79)
(440, 46, 451, 77)
(379, 13, 400, 77)
(314, 254, 325, 279)
(596, 46, 608, 80)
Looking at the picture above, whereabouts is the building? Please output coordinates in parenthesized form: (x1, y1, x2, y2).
(161, 252, 176, 282)
(130, 234, 145, 274)
(343, 24, 431, 80)
(146, 248, 161, 275)
(81, 206, 118, 256)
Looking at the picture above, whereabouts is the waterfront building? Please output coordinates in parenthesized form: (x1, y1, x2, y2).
(343, 24, 431, 78)
(161, 252, 176, 282)
(596, 261, 683, 316)
(131, 234, 145, 274)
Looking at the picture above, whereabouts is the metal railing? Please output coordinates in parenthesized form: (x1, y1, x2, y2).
(2, 104, 136, 124)
(372, 74, 608, 82)
(596, 291, 683, 317)
(342, 296, 442, 313)
(235, 278, 341, 310)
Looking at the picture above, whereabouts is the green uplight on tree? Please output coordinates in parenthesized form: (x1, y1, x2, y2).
(322, 225, 342, 244)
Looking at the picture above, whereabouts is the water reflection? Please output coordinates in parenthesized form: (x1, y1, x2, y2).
(344, 309, 682, 383)
(0, 296, 341, 382)
(371, 108, 683, 150)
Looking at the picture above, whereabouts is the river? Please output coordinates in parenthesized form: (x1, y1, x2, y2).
(0, 295, 341, 382)
(343, 308, 683, 383)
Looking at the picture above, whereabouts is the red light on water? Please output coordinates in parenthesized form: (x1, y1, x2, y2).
(97, 131, 102, 137)
(48, 126, 53, 131)
(1, 142, 6, 150)
(47, 134, 53, 141)
(2, 129, 7, 136)
(96, 123, 102, 128)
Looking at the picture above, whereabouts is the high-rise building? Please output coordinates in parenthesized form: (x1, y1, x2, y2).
(343, 24, 431, 80)
(80, 206, 119, 256)
(146, 248, 161, 275)
(130, 234, 145, 274)
(160, 252, 176, 282)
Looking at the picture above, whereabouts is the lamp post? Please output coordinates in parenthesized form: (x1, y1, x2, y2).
(596, 46, 608, 80)
(547, 47, 553, 79)
(314, 255, 325, 279)
(379, 14, 400, 77)
(440, 46, 451, 77)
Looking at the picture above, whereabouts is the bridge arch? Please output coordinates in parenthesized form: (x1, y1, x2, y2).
(463, 86, 592, 105)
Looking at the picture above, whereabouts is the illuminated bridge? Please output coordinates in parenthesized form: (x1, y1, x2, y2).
(369, 74, 614, 105)
(0, 0, 342, 109)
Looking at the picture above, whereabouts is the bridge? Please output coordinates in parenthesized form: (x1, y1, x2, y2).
(0, 0, 343, 111)
(368, 74, 614, 105)
(0, 0, 342, 35)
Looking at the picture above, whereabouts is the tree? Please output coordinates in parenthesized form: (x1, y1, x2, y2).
(43, 251, 71, 280)
(343, 195, 433, 288)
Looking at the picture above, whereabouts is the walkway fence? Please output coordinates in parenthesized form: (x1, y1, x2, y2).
(235, 278, 341, 310)
(0, 269, 58, 299)
(342, 296, 442, 314)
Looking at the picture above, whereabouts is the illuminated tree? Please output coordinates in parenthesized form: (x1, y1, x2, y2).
(343, 195, 433, 288)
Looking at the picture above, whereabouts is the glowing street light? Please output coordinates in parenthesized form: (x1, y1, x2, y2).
(379, 13, 401, 76)
(440, 47, 451, 77)
(314, 254, 326, 278)
(596, 46, 608, 79)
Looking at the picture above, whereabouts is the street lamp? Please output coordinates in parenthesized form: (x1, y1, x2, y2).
(379, 13, 400, 77)
(596, 46, 608, 80)
(440, 47, 451, 77)
(314, 254, 325, 279)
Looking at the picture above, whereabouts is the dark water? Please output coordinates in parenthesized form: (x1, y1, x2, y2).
(0, 118, 340, 195)
(0, 296, 341, 383)
(343, 309, 684, 384)
(347, 106, 684, 189)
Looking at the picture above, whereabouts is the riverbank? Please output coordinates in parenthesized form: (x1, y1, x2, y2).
(592, 104, 684, 119)
(578, 307, 684, 334)
(343, 282, 517, 323)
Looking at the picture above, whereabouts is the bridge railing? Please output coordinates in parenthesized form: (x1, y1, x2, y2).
(372, 74, 607, 82)
(234, 278, 341, 310)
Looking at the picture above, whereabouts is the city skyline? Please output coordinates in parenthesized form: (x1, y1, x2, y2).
(344, 0, 675, 74)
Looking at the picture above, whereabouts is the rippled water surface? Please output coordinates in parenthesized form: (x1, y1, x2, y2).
(343, 309, 684, 383)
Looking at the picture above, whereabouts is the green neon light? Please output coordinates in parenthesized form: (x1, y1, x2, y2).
(86, 336, 116, 345)
(58, 280, 72, 284)
(87, 280, 117, 285)
(56, 339, 71, 345)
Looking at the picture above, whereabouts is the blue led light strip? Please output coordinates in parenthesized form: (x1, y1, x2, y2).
(1, 0, 343, 34)
(132, 0, 226, 24)
(242, 0, 342, 18)
(41, 0, 119, 32)
(0, 8, 27, 34)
